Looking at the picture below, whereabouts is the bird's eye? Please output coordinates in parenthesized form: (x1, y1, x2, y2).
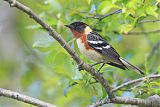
(75, 25, 84, 32)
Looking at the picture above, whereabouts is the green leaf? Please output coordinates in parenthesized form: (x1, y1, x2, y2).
(72, 70, 83, 80)
(145, 6, 158, 17)
(155, 89, 160, 95)
(119, 24, 134, 33)
(63, 82, 78, 97)
(135, 6, 146, 17)
(98, 1, 120, 14)
(111, 0, 117, 3)
(32, 36, 54, 52)
(87, 0, 92, 4)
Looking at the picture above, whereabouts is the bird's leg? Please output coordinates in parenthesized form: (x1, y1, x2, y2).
(90, 60, 104, 67)
(97, 63, 105, 72)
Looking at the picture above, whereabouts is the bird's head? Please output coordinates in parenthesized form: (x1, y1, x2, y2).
(65, 21, 92, 38)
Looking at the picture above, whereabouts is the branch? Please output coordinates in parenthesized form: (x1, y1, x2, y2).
(88, 95, 160, 107)
(138, 19, 160, 24)
(123, 29, 160, 35)
(3, 0, 114, 99)
(138, 23, 153, 46)
(115, 95, 160, 106)
(88, 74, 160, 107)
(88, 97, 147, 107)
(147, 40, 160, 61)
(85, 9, 122, 20)
(87, 98, 110, 107)
(0, 88, 56, 107)
(85, 10, 160, 24)
(112, 74, 160, 92)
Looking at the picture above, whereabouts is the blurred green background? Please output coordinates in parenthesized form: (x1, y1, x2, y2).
(0, 0, 160, 107)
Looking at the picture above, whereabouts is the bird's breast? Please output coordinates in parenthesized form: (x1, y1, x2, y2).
(76, 38, 103, 62)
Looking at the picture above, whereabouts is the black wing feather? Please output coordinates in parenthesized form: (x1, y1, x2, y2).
(87, 31, 127, 69)
(107, 62, 126, 70)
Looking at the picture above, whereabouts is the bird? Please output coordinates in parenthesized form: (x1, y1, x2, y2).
(65, 21, 144, 75)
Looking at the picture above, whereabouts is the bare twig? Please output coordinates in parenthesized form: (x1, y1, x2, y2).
(147, 40, 160, 61)
(139, 24, 153, 46)
(139, 19, 160, 24)
(85, 9, 122, 20)
(124, 29, 160, 35)
(112, 74, 160, 92)
(0, 88, 56, 107)
(86, 10, 160, 24)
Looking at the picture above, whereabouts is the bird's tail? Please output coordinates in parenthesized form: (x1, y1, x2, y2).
(119, 58, 144, 75)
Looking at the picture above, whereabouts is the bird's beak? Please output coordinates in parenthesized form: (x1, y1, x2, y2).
(65, 25, 70, 28)
(65, 25, 73, 29)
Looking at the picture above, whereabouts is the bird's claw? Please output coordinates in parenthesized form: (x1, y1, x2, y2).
(99, 72, 103, 76)
(78, 64, 83, 71)
(89, 64, 94, 67)
(90, 61, 104, 67)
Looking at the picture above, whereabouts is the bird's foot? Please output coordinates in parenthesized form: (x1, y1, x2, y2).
(78, 63, 84, 71)
(90, 61, 104, 67)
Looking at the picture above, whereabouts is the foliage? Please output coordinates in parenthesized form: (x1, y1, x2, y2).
(0, 0, 160, 106)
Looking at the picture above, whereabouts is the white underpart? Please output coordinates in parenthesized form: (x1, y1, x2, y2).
(103, 45, 110, 49)
(88, 40, 103, 44)
(76, 38, 103, 62)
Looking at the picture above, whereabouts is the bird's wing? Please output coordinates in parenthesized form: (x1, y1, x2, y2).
(87, 31, 125, 66)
